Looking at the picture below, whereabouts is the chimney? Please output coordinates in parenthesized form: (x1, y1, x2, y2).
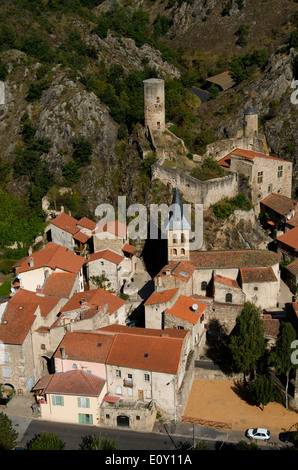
(60, 346, 67, 359)
(29, 257, 34, 268)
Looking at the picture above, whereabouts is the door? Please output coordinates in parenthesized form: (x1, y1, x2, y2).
(138, 390, 143, 400)
(117, 415, 130, 427)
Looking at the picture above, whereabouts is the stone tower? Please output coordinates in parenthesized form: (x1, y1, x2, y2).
(243, 106, 259, 139)
(166, 185, 190, 262)
(143, 78, 165, 132)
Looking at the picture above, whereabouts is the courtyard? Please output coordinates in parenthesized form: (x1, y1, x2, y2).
(183, 379, 298, 435)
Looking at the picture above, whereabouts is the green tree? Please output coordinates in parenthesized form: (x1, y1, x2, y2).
(73, 138, 93, 166)
(0, 412, 19, 450)
(80, 434, 117, 450)
(249, 374, 279, 410)
(229, 302, 266, 381)
(270, 322, 297, 409)
(27, 432, 66, 450)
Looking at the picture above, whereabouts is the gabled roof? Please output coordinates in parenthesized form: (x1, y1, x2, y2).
(33, 370, 106, 397)
(240, 266, 278, 283)
(155, 261, 195, 282)
(165, 295, 206, 325)
(276, 227, 298, 250)
(54, 330, 115, 363)
(87, 249, 124, 265)
(189, 249, 279, 269)
(50, 212, 79, 234)
(260, 193, 297, 217)
(218, 148, 290, 167)
(0, 289, 61, 344)
(16, 243, 86, 275)
(105, 330, 185, 374)
(214, 274, 241, 289)
(206, 70, 235, 90)
(144, 288, 179, 306)
(42, 272, 77, 298)
(77, 217, 96, 230)
(60, 288, 126, 316)
(285, 259, 298, 277)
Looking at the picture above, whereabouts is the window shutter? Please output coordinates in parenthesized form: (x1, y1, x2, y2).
(86, 398, 90, 408)
(77, 397, 81, 407)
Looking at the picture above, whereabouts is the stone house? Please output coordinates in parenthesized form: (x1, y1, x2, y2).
(93, 220, 129, 254)
(53, 330, 115, 379)
(260, 193, 298, 234)
(0, 289, 64, 395)
(14, 242, 86, 295)
(144, 288, 180, 329)
(101, 324, 191, 421)
(51, 288, 127, 332)
(163, 293, 208, 350)
(154, 261, 195, 296)
(50, 212, 96, 254)
(238, 266, 280, 309)
(33, 370, 107, 425)
(284, 259, 298, 294)
(276, 227, 298, 260)
(218, 148, 293, 214)
(86, 248, 136, 293)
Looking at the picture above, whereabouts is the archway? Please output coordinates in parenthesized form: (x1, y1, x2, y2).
(117, 415, 130, 427)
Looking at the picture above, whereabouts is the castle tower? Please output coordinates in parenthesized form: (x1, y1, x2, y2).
(166, 185, 190, 262)
(143, 78, 165, 132)
(243, 106, 259, 139)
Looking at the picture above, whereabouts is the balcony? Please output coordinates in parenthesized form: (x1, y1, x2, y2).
(123, 379, 133, 388)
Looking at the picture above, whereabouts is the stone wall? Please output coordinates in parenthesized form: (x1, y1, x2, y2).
(152, 163, 238, 209)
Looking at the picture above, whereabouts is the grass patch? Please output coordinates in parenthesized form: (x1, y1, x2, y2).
(0, 280, 11, 296)
(212, 193, 253, 219)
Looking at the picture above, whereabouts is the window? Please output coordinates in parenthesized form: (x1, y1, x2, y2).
(278, 166, 283, 178)
(173, 249, 177, 255)
(78, 413, 93, 424)
(254, 286, 258, 291)
(3, 367, 10, 378)
(2, 352, 8, 363)
(127, 387, 133, 396)
(78, 397, 90, 408)
(268, 184, 272, 193)
(181, 248, 185, 255)
(127, 373, 133, 382)
(257, 171, 263, 183)
(181, 233, 185, 243)
(173, 233, 178, 244)
(116, 369, 121, 378)
(201, 281, 207, 290)
(226, 293, 233, 303)
(144, 373, 150, 382)
(52, 395, 64, 406)
(72, 364, 77, 369)
(116, 386, 122, 395)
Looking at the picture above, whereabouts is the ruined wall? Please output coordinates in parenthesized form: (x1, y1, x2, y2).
(152, 164, 238, 209)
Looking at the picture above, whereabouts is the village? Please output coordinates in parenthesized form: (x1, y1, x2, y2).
(0, 78, 297, 440)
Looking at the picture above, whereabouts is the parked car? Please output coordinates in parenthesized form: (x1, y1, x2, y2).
(279, 431, 298, 444)
(246, 428, 271, 441)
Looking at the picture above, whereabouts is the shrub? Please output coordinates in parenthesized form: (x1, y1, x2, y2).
(27, 432, 66, 450)
(0, 413, 18, 450)
(73, 138, 93, 166)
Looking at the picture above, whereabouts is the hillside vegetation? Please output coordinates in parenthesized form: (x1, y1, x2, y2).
(0, 0, 297, 257)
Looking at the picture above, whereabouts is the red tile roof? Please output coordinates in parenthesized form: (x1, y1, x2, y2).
(0, 289, 61, 344)
(155, 261, 195, 281)
(293, 302, 298, 318)
(214, 274, 241, 289)
(73, 231, 90, 244)
(54, 330, 115, 363)
(144, 288, 179, 306)
(51, 212, 79, 234)
(42, 272, 77, 298)
(16, 243, 86, 275)
(276, 227, 298, 250)
(262, 317, 280, 338)
(260, 193, 297, 217)
(94, 220, 127, 237)
(218, 148, 290, 167)
(60, 288, 126, 316)
(88, 249, 124, 265)
(99, 324, 189, 339)
(77, 217, 97, 230)
(190, 249, 279, 269)
(240, 266, 278, 283)
(105, 331, 185, 374)
(287, 212, 298, 228)
(122, 244, 136, 254)
(286, 259, 298, 277)
(165, 295, 206, 325)
(33, 370, 106, 396)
